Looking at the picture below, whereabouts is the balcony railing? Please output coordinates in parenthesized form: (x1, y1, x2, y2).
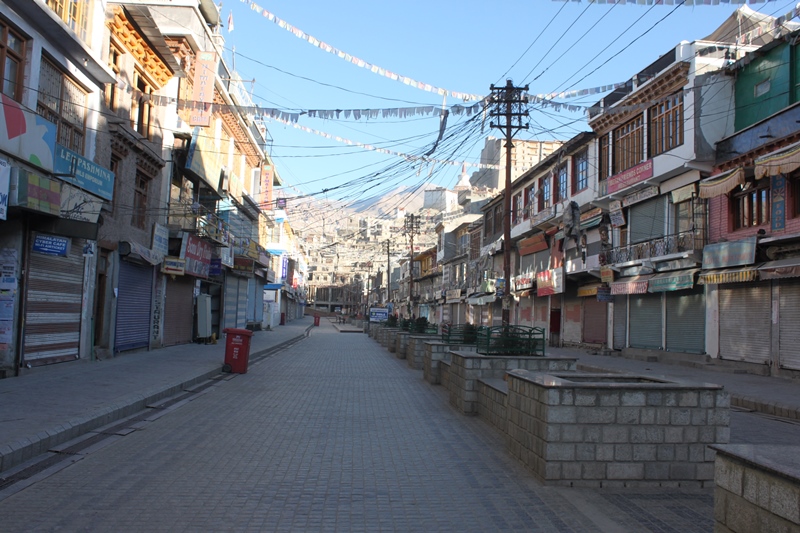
(605, 229, 704, 265)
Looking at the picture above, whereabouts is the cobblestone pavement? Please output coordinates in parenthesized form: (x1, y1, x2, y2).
(0, 323, 716, 532)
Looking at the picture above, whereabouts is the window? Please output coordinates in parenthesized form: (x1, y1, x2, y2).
(613, 115, 644, 174)
(538, 175, 551, 211)
(45, 0, 90, 42)
(553, 164, 568, 203)
(37, 57, 86, 153)
(484, 210, 493, 238)
(572, 149, 588, 193)
(674, 199, 693, 234)
(523, 185, 534, 219)
(493, 205, 502, 235)
(599, 135, 610, 181)
(732, 181, 770, 230)
(105, 43, 121, 111)
(512, 193, 522, 225)
(132, 172, 150, 229)
(649, 92, 683, 157)
(0, 19, 25, 101)
(131, 70, 153, 139)
(107, 154, 121, 214)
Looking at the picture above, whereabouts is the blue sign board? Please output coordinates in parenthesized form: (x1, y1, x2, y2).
(702, 236, 758, 269)
(32, 234, 70, 256)
(209, 258, 222, 276)
(369, 307, 390, 323)
(53, 144, 114, 201)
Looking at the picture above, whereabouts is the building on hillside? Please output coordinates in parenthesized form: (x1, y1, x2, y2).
(470, 138, 564, 190)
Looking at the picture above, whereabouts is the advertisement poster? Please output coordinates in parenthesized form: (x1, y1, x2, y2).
(0, 159, 9, 220)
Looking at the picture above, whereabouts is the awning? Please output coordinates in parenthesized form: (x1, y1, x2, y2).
(577, 283, 603, 297)
(610, 275, 651, 295)
(264, 283, 282, 290)
(647, 269, 699, 292)
(580, 216, 604, 229)
(466, 294, 496, 305)
(758, 257, 800, 280)
(697, 266, 759, 285)
(698, 168, 744, 199)
(755, 140, 800, 179)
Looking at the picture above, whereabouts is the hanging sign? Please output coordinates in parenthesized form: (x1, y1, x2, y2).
(162, 257, 185, 275)
(609, 200, 626, 228)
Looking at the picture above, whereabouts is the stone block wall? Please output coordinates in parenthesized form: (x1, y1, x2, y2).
(406, 334, 437, 369)
(423, 343, 477, 384)
(477, 379, 507, 434)
(505, 370, 730, 487)
(712, 444, 800, 533)
(387, 329, 399, 353)
(440, 360, 451, 393)
(380, 328, 399, 349)
(447, 354, 577, 415)
(395, 332, 410, 359)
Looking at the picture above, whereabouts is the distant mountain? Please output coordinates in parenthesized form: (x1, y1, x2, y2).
(349, 185, 428, 217)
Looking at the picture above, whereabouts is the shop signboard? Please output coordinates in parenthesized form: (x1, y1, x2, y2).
(180, 233, 212, 278)
(162, 257, 185, 275)
(32, 234, 69, 256)
(607, 159, 653, 194)
(369, 307, 389, 322)
(53, 144, 114, 201)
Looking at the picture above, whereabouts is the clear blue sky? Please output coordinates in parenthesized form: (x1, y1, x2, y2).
(220, 0, 789, 212)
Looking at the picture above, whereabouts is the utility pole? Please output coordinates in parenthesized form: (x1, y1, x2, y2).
(404, 214, 420, 318)
(490, 79, 528, 327)
(385, 239, 391, 305)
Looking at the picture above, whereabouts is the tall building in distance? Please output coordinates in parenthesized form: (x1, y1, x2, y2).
(470, 138, 564, 190)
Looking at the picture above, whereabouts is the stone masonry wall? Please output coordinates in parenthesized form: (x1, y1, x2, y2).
(423, 342, 477, 385)
(395, 332, 410, 360)
(447, 354, 576, 415)
(477, 379, 507, 434)
(712, 444, 800, 533)
(406, 335, 437, 369)
(505, 370, 730, 488)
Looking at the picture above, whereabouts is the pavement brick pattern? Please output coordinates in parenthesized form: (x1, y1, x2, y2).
(0, 325, 714, 532)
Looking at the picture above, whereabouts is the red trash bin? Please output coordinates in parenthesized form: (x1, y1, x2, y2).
(313, 314, 320, 326)
(222, 328, 253, 374)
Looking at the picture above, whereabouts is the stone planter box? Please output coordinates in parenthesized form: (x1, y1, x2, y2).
(381, 327, 399, 349)
(387, 329, 400, 353)
(406, 334, 439, 369)
(423, 341, 477, 384)
(505, 370, 730, 487)
(478, 378, 508, 434)
(711, 444, 800, 533)
(447, 353, 577, 415)
(395, 332, 411, 359)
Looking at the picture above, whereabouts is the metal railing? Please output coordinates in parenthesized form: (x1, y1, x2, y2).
(605, 229, 703, 265)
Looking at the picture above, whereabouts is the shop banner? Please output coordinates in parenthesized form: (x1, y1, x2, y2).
(180, 233, 212, 278)
(32, 234, 70, 256)
(53, 144, 114, 201)
(162, 257, 185, 275)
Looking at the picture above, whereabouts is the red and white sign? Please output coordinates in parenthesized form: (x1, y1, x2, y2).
(607, 159, 653, 194)
(189, 51, 218, 126)
(180, 233, 212, 278)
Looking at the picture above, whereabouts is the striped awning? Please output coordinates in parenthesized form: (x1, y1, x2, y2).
(647, 269, 699, 292)
(755, 141, 800, 179)
(577, 283, 603, 297)
(758, 257, 800, 280)
(698, 168, 744, 199)
(610, 275, 651, 295)
(697, 266, 759, 285)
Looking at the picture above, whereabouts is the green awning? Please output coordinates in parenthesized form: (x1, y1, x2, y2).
(647, 269, 699, 292)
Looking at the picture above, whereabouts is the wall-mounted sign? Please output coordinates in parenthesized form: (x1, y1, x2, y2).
(10, 168, 60, 215)
(609, 199, 626, 228)
(536, 268, 563, 296)
(600, 266, 614, 284)
(53, 144, 114, 201)
(152, 223, 169, 257)
(32, 234, 70, 256)
(209, 257, 222, 277)
(189, 51, 218, 126)
(180, 233, 212, 278)
(445, 289, 462, 303)
(702, 237, 758, 269)
(596, 285, 613, 302)
(60, 184, 102, 223)
(772, 174, 786, 232)
(233, 257, 254, 275)
(622, 185, 660, 207)
(0, 96, 57, 172)
(185, 127, 222, 191)
(0, 159, 8, 220)
(607, 159, 654, 195)
(162, 257, 185, 275)
(514, 275, 534, 290)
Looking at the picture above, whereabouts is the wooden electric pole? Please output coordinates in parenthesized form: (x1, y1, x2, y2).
(490, 79, 528, 327)
(404, 214, 420, 317)
(385, 239, 391, 304)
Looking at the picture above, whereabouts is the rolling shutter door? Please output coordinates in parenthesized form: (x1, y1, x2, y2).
(115, 261, 153, 352)
(237, 276, 248, 327)
(629, 196, 666, 243)
(24, 237, 86, 364)
(719, 282, 770, 364)
(779, 280, 800, 370)
(613, 295, 627, 350)
(629, 293, 662, 350)
(583, 297, 607, 345)
(533, 297, 548, 330)
(246, 277, 256, 323)
(163, 276, 194, 346)
(224, 273, 246, 329)
(665, 287, 705, 354)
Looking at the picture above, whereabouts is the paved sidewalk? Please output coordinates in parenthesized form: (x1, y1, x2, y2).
(0, 317, 314, 474)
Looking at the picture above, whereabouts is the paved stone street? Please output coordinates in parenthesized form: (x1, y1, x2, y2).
(0, 323, 722, 532)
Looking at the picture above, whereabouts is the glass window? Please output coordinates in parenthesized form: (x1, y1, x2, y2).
(613, 115, 644, 174)
(732, 181, 770, 230)
(554, 164, 568, 203)
(573, 149, 588, 193)
(0, 19, 25, 102)
(538, 175, 551, 211)
(132, 172, 150, 229)
(131, 70, 153, 139)
(37, 57, 86, 153)
(649, 92, 684, 157)
(45, 0, 90, 42)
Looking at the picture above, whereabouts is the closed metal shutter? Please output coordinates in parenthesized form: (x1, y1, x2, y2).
(237, 276, 248, 326)
(583, 297, 607, 345)
(24, 237, 86, 364)
(442, 305, 450, 324)
(779, 280, 800, 370)
(254, 276, 264, 325)
(613, 295, 627, 350)
(719, 282, 770, 364)
(163, 276, 194, 346)
(629, 196, 666, 243)
(563, 294, 581, 344)
(533, 297, 548, 330)
(246, 277, 256, 323)
(222, 274, 242, 329)
(115, 260, 153, 352)
(665, 287, 705, 354)
(629, 293, 662, 350)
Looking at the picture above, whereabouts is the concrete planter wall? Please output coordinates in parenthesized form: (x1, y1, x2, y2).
(447, 353, 577, 415)
(387, 329, 399, 353)
(711, 444, 800, 533)
(395, 332, 411, 359)
(505, 370, 730, 487)
(406, 334, 439, 369)
(478, 379, 507, 434)
(381, 328, 399, 349)
(423, 342, 477, 385)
